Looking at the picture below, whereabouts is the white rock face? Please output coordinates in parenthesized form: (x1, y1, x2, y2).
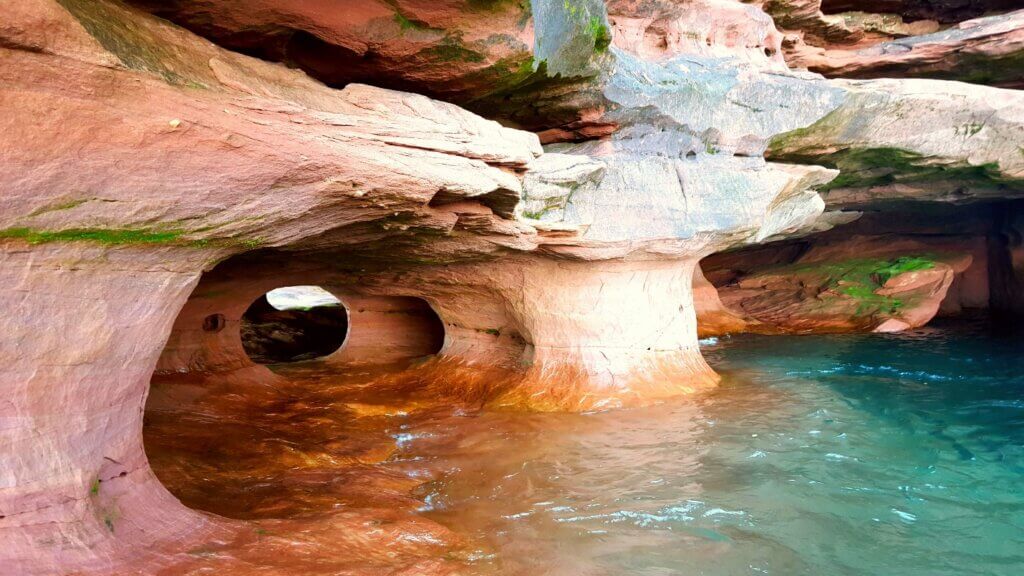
(265, 286, 342, 310)
(768, 78, 1024, 207)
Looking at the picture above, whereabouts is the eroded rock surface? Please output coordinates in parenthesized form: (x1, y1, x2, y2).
(4, 0, 1024, 574)
(716, 251, 965, 333)
(757, 0, 1024, 86)
(767, 78, 1024, 207)
(698, 206, 998, 335)
(786, 9, 1024, 87)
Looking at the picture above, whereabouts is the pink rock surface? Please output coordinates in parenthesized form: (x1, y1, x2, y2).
(701, 235, 978, 334)
(6, 0, 1021, 573)
(127, 0, 536, 102)
(0, 3, 762, 571)
(607, 0, 788, 69)
(787, 9, 1024, 87)
(0, 2, 543, 572)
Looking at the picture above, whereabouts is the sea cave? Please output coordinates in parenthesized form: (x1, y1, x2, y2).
(2, 0, 1024, 574)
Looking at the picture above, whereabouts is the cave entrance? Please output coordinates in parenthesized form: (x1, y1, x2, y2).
(240, 285, 349, 364)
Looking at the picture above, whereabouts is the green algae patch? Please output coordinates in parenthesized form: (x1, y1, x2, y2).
(55, 0, 215, 88)
(813, 147, 1004, 192)
(873, 256, 935, 284)
(0, 225, 272, 250)
(419, 34, 487, 63)
(393, 12, 427, 32)
(770, 134, 1008, 193)
(57, 0, 187, 84)
(588, 17, 611, 53)
(0, 227, 188, 245)
(772, 255, 939, 316)
(954, 49, 1024, 87)
(767, 101, 1018, 195)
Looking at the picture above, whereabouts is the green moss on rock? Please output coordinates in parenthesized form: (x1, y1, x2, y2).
(588, 17, 611, 53)
(817, 147, 1003, 192)
(393, 11, 427, 31)
(0, 226, 266, 249)
(419, 34, 487, 63)
(56, 0, 191, 85)
(0, 226, 188, 245)
(774, 255, 938, 316)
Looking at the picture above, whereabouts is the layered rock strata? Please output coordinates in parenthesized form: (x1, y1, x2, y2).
(759, 0, 1024, 86)
(698, 206, 999, 334)
(3, 0, 1024, 574)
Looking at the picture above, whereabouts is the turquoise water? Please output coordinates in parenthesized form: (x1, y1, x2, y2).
(405, 322, 1024, 575)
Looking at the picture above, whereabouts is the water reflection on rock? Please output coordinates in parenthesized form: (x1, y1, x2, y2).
(145, 322, 1024, 575)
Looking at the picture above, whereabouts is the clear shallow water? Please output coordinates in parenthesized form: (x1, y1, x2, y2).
(146, 322, 1024, 575)
(405, 324, 1024, 575)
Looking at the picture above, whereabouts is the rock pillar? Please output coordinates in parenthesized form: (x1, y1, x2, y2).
(429, 256, 718, 410)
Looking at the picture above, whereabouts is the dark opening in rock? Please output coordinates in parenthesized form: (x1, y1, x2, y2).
(240, 286, 349, 364)
(201, 313, 225, 333)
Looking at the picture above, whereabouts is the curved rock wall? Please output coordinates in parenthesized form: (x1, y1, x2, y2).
(157, 268, 446, 374)
(4, 0, 1024, 573)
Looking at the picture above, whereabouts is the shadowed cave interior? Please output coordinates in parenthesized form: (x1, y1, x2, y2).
(240, 286, 350, 364)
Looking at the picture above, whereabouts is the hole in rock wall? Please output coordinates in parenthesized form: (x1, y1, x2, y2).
(240, 286, 349, 364)
(202, 313, 226, 333)
(144, 251, 452, 525)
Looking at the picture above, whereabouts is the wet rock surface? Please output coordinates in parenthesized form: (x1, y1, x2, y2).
(3, 0, 1024, 574)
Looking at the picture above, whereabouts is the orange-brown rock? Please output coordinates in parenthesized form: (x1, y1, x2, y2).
(758, 0, 1024, 86)
(693, 264, 751, 337)
(786, 9, 1024, 88)
(127, 0, 538, 103)
(699, 232, 986, 335)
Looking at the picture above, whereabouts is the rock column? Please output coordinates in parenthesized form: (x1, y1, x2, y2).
(429, 256, 718, 410)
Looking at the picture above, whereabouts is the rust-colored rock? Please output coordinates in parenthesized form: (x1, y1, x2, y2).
(127, 0, 538, 103)
(5, 0, 1024, 574)
(787, 9, 1024, 87)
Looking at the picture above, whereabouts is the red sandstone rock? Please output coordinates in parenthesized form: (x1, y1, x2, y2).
(127, 0, 537, 103)
(693, 264, 752, 337)
(5, 1, 1024, 574)
(0, 2, 544, 573)
(786, 9, 1024, 87)
(700, 235, 979, 334)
